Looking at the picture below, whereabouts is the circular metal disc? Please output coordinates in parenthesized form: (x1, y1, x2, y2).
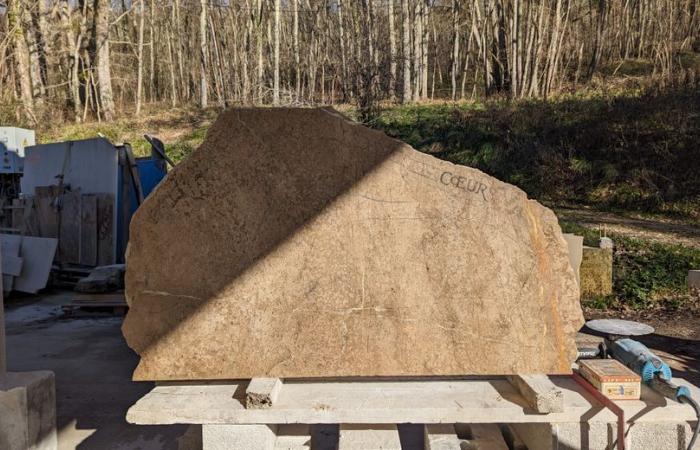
(585, 319, 654, 337)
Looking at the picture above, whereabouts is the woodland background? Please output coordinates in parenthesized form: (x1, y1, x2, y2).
(0, 0, 699, 123)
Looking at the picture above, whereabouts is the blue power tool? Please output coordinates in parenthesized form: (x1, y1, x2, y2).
(585, 319, 700, 450)
(610, 337, 691, 401)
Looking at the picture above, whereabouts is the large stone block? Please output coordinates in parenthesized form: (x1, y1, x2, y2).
(0, 371, 57, 450)
(122, 108, 584, 381)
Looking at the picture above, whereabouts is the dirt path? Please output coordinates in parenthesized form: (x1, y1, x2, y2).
(556, 207, 700, 248)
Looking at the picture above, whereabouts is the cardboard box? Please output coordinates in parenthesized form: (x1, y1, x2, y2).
(579, 359, 641, 400)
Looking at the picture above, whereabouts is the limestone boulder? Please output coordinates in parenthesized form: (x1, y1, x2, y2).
(122, 107, 584, 381)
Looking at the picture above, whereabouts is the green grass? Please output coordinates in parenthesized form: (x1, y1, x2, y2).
(374, 88, 700, 220)
(39, 107, 217, 160)
(560, 221, 700, 311)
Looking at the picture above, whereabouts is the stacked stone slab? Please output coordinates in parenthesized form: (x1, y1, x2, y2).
(122, 107, 584, 381)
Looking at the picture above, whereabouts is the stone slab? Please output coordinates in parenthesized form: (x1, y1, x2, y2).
(75, 264, 125, 293)
(13, 236, 58, 294)
(581, 246, 613, 298)
(563, 233, 583, 285)
(689, 270, 700, 291)
(1, 255, 23, 277)
(122, 107, 583, 380)
(0, 371, 57, 450)
(126, 377, 700, 426)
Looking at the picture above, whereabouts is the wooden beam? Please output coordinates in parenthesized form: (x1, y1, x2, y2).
(507, 374, 564, 414)
(246, 378, 283, 409)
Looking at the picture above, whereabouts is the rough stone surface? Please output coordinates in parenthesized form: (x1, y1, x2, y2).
(580, 246, 613, 298)
(75, 264, 125, 293)
(122, 107, 584, 381)
(0, 371, 57, 450)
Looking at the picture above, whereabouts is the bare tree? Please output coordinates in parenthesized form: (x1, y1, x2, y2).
(199, 0, 208, 108)
(401, 0, 411, 103)
(1, 0, 698, 120)
(94, 0, 115, 121)
(273, 0, 280, 105)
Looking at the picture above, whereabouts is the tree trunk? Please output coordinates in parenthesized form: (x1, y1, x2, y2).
(199, 0, 208, 108)
(10, 0, 35, 123)
(388, 0, 397, 101)
(273, 0, 280, 105)
(450, 0, 460, 100)
(293, 0, 300, 101)
(401, 0, 411, 103)
(413, 0, 422, 101)
(94, 0, 115, 121)
(136, 0, 145, 115)
(421, 1, 429, 100)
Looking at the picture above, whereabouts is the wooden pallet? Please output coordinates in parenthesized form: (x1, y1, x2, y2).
(62, 291, 128, 316)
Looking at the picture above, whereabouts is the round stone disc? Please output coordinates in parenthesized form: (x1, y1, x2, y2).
(585, 319, 654, 337)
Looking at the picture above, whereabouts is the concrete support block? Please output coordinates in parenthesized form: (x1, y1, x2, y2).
(510, 422, 613, 450)
(627, 422, 700, 450)
(467, 424, 509, 450)
(202, 424, 277, 450)
(424, 424, 461, 449)
(581, 246, 613, 298)
(177, 425, 203, 450)
(511, 421, 700, 450)
(274, 424, 311, 450)
(0, 370, 57, 450)
(688, 270, 700, 291)
(338, 424, 401, 450)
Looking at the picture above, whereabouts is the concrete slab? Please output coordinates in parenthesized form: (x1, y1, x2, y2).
(126, 377, 700, 425)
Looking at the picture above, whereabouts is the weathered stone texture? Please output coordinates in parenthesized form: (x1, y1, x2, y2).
(122, 107, 583, 381)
